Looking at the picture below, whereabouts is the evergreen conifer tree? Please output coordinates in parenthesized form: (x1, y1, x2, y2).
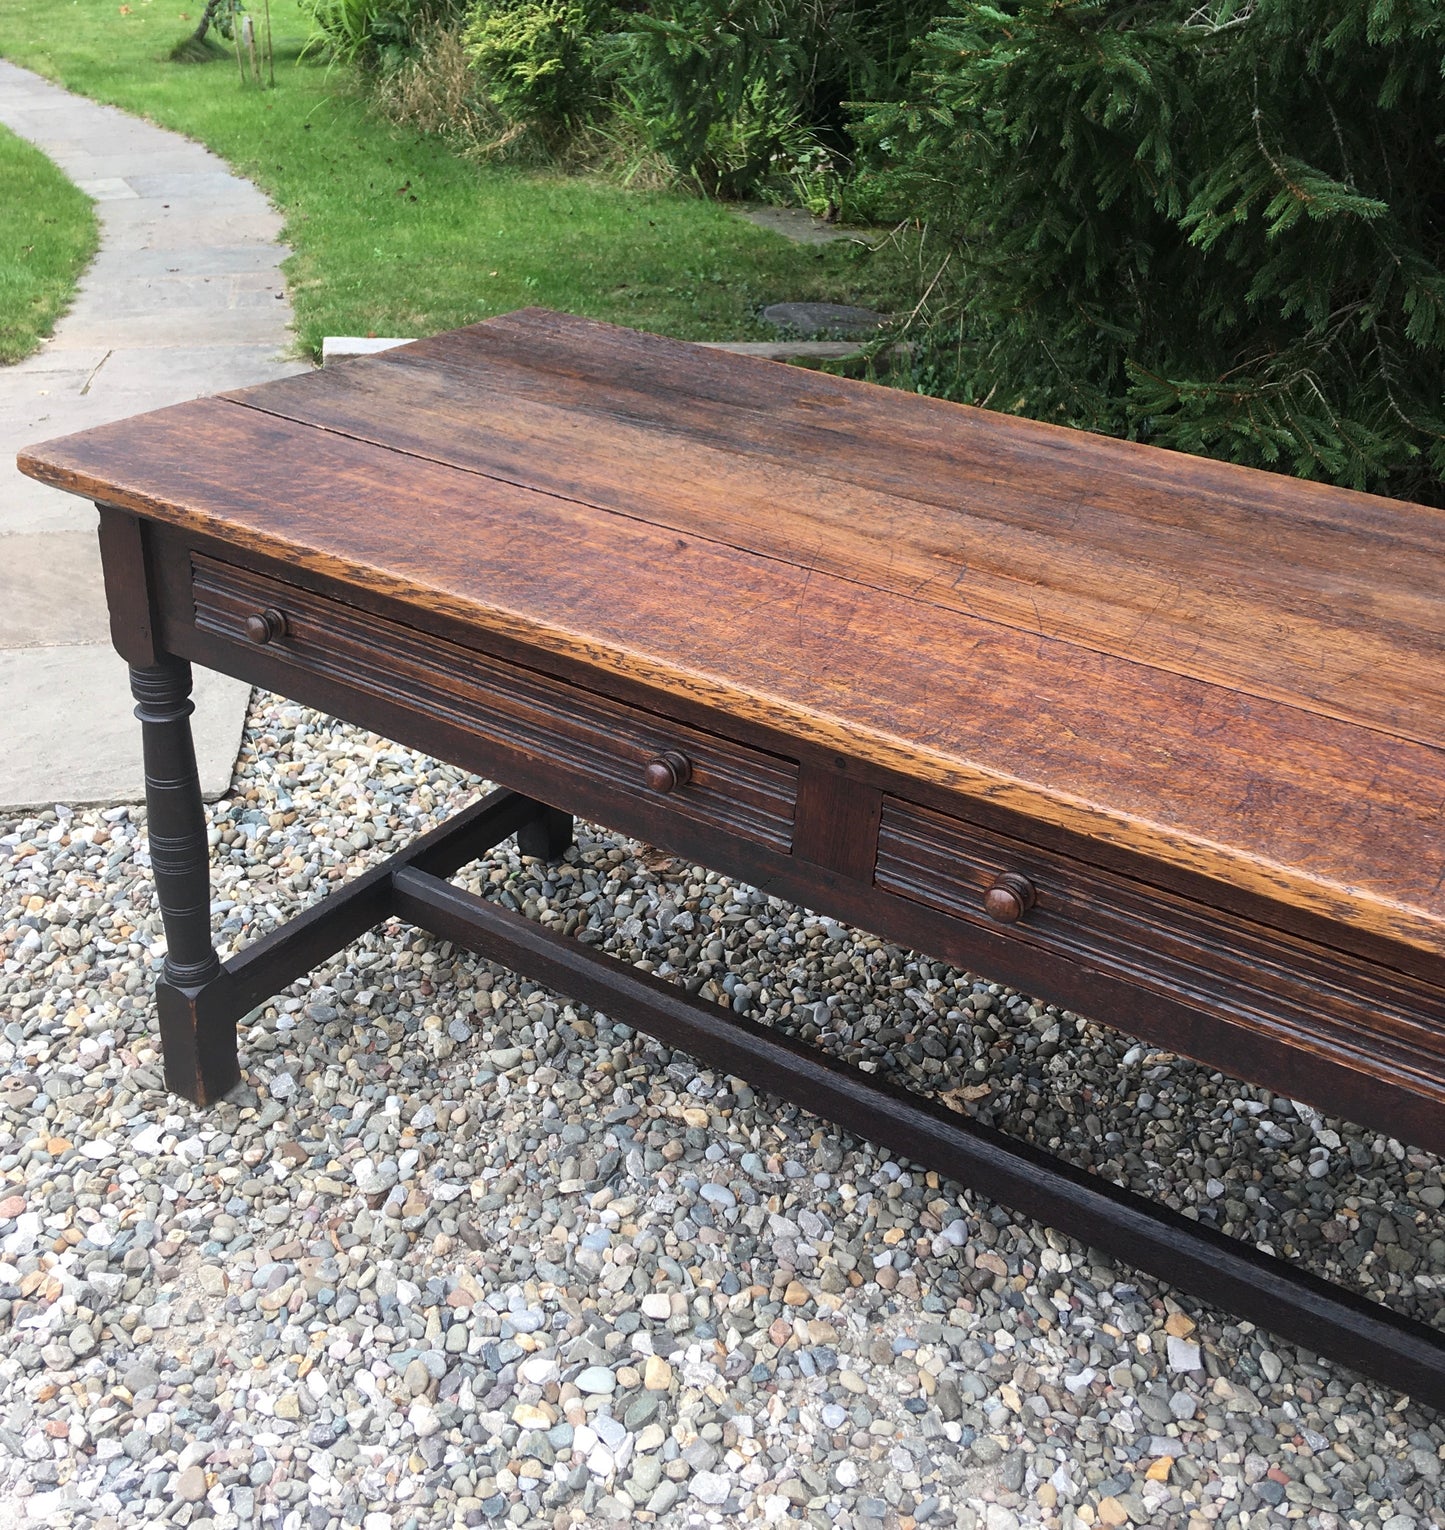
(858, 0, 1445, 501)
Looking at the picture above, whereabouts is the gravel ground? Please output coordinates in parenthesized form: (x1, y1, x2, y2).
(1, 691, 1442, 1530)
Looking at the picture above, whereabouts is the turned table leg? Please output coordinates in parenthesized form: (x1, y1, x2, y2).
(131, 658, 239, 1104)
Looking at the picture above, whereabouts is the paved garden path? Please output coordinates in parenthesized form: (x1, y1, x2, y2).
(0, 58, 309, 812)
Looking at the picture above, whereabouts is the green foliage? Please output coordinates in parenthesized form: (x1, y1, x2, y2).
(613, 0, 930, 195)
(857, 0, 1445, 500)
(0, 0, 914, 357)
(302, 0, 466, 69)
(303, 0, 932, 195)
(463, 0, 604, 152)
(613, 0, 812, 195)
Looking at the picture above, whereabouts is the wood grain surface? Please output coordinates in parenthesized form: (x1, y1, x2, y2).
(191, 553, 800, 852)
(17, 310, 1445, 963)
(227, 313, 1445, 752)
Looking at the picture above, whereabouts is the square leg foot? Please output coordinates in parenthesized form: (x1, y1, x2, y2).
(517, 805, 574, 862)
(157, 976, 242, 1105)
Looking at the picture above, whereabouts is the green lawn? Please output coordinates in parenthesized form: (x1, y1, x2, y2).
(0, 0, 909, 358)
(0, 120, 97, 363)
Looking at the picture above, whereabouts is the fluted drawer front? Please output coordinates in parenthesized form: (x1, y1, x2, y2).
(192, 555, 798, 852)
(875, 795, 1445, 1083)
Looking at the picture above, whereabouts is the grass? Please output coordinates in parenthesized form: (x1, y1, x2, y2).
(0, 121, 98, 363)
(0, 0, 913, 358)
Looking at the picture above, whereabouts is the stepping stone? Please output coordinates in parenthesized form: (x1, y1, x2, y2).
(761, 302, 888, 337)
(702, 341, 881, 361)
(326, 336, 893, 367)
(735, 204, 858, 246)
(322, 336, 414, 364)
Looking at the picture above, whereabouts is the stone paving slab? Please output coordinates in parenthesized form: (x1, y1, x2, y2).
(0, 531, 109, 648)
(39, 281, 288, 328)
(0, 475, 97, 538)
(96, 191, 287, 227)
(57, 307, 289, 349)
(125, 168, 261, 198)
(69, 342, 305, 399)
(106, 243, 294, 279)
(71, 175, 137, 201)
(0, 343, 110, 376)
(0, 645, 248, 806)
(57, 147, 207, 178)
(0, 57, 309, 812)
(100, 206, 289, 254)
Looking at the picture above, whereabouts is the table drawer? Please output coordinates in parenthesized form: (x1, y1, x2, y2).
(874, 796, 1445, 1080)
(191, 555, 797, 852)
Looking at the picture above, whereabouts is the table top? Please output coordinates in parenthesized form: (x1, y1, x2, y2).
(18, 309, 1445, 961)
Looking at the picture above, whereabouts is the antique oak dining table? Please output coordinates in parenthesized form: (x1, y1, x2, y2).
(17, 309, 1445, 1408)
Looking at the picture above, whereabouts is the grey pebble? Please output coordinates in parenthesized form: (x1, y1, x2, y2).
(592, 1415, 626, 1451)
(174, 1464, 207, 1503)
(1, 691, 1439, 1530)
(646, 1482, 681, 1514)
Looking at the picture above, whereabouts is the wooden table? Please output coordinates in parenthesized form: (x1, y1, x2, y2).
(18, 309, 1445, 1408)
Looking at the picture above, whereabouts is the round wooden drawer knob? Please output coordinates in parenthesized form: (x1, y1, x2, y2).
(244, 608, 287, 645)
(643, 751, 692, 793)
(983, 872, 1036, 924)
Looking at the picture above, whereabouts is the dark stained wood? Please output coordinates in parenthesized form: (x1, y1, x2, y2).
(147, 515, 1445, 985)
(244, 607, 287, 645)
(223, 788, 546, 1017)
(155, 979, 241, 1110)
(96, 506, 158, 667)
(793, 764, 883, 882)
(191, 553, 799, 854)
(19, 395, 1445, 961)
(389, 863, 1445, 1412)
(221, 319, 1445, 753)
(874, 795, 1445, 1107)
(983, 873, 1035, 924)
(17, 309, 1445, 1404)
(643, 752, 691, 794)
(515, 804, 574, 862)
(130, 659, 221, 989)
(129, 658, 232, 1103)
(123, 788, 554, 1103)
(141, 551, 1445, 1156)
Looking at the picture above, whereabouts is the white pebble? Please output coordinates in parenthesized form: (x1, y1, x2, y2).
(690, 1471, 730, 1505)
(518, 1355, 558, 1386)
(1167, 1337, 1202, 1373)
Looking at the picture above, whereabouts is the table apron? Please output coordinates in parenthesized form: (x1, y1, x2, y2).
(140, 541, 1445, 1160)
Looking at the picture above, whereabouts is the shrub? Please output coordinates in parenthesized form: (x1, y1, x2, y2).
(463, 0, 606, 154)
(614, 0, 930, 196)
(370, 26, 506, 142)
(857, 0, 1445, 500)
(613, 0, 810, 195)
(302, 0, 468, 70)
(313, 0, 931, 195)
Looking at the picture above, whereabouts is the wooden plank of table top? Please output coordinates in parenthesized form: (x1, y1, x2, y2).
(406, 310, 1445, 555)
(19, 396, 1445, 962)
(220, 313, 1445, 753)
